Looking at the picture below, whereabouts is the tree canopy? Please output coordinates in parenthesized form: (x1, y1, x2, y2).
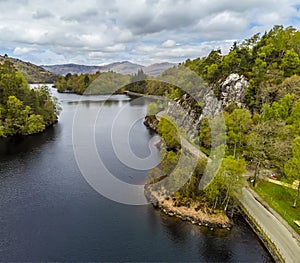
(55, 71, 130, 95)
(0, 60, 59, 137)
(185, 25, 300, 112)
(146, 26, 300, 215)
(284, 137, 300, 207)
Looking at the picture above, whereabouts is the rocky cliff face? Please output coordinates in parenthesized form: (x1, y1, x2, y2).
(221, 74, 247, 108)
(145, 73, 248, 140)
(165, 90, 220, 140)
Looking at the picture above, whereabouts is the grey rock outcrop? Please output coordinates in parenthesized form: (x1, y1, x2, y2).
(165, 87, 222, 140)
(144, 73, 247, 140)
(221, 74, 247, 107)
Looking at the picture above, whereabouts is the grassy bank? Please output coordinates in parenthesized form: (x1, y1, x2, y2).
(253, 180, 300, 235)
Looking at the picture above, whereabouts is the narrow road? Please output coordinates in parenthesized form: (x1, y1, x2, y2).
(155, 111, 300, 262)
(180, 136, 207, 159)
(240, 188, 300, 263)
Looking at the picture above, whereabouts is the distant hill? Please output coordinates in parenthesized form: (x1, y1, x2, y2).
(42, 64, 105, 76)
(143, 62, 176, 76)
(0, 55, 58, 83)
(42, 61, 176, 76)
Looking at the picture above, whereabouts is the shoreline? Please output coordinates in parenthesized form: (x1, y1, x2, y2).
(0, 119, 58, 139)
(143, 112, 280, 261)
(143, 114, 232, 230)
(144, 184, 233, 229)
(124, 90, 163, 100)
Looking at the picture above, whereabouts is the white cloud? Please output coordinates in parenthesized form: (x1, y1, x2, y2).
(13, 47, 36, 55)
(0, 0, 299, 65)
(32, 9, 54, 19)
(88, 51, 115, 60)
(105, 44, 126, 52)
(162, 40, 176, 48)
(134, 40, 234, 64)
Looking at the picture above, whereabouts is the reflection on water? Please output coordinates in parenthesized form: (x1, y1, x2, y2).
(66, 99, 128, 106)
(0, 89, 273, 261)
(0, 125, 58, 157)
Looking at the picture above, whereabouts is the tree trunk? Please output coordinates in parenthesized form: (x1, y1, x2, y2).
(230, 206, 234, 218)
(253, 161, 261, 187)
(224, 197, 230, 212)
(222, 189, 230, 206)
(233, 141, 237, 159)
(293, 181, 300, 208)
(213, 196, 218, 210)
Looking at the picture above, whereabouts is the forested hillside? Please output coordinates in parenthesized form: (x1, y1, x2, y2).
(145, 26, 300, 215)
(0, 55, 58, 83)
(186, 26, 300, 187)
(0, 61, 60, 137)
(185, 25, 300, 112)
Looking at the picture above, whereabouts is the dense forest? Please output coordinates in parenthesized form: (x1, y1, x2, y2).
(54, 71, 130, 94)
(54, 67, 178, 96)
(145, 26, 300, 214)
(54, 72, 99, 94)
(0, 60, 60, 137)
(184, 25, 300, 112)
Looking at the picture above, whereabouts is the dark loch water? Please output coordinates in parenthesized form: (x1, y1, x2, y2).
(0, 87, 272, 261)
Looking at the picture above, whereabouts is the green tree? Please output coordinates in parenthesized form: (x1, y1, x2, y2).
(287, 98, 300, 136)
(225, 109, 252, 158)
(205, 156, 246, 211)
(199, 117, 211, 150)
(206, 63, 220, 83)
(84, 75, 90, 86)
(246, 119, 292, 181)
(147, 102, 159, 116)
(284, 137, 300, 208)
(157, 117, 180, 151)
(5, 96, 27, 134)
(282, 49, 300, 77)
(27, 114, 45, 134)
(180, 158, 208, 198)
(221, 49, 241, 75)
(261, 93, 294, 121)
(0, 60, 29, 105)
(0, 125, 4, 137)
(277, 75, 300, 100)
(0, 62, 59, 137)
(160, 150, 179, 175)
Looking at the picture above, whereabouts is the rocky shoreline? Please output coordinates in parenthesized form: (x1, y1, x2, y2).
(144, 185, 233, 229)
(144, 114, 232, 229)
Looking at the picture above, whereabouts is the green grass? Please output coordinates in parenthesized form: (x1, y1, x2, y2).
(253, 179, 300, 235)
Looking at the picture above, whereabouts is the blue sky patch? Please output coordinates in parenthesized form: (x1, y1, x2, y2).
(248, 22, 261, 29)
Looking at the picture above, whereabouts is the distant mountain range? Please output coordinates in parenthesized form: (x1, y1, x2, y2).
(0, 55, 176, 83)
(0, 55, 58, 83)
(42, 61, 176, 76)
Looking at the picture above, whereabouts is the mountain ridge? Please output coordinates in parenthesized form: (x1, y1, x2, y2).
(42, 61, 176, 76)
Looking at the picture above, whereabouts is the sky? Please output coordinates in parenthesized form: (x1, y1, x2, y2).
(0, 0, 300, 66)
